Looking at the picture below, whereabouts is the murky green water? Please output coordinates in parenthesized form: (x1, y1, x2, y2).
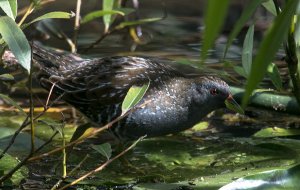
(1, 107, 300, 189)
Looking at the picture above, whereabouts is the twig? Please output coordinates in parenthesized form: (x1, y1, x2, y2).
(17, 0, 55, 16)
(18, 3, 35, 27)
(73, 0, 82, 52)
(46, 82, 58, 108)
(62, 127, 67, 178)
(29, 53, 35, 153)
(57, 136, 145, 190)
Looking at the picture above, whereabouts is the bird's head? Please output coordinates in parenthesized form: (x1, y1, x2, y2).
(191, 76, 244, 114)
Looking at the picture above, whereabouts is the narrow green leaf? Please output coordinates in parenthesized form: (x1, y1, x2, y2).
(201, 0, 230, 61)
(91, 143, 112, 160)
(0, 73, 14, 81)
(242, 0, 299, 107)
(0, 16, 31, 72)
(295, 26, 300, 48)
(23, 11, 74, 28)
(262, 0, 277, 16)
(267, 62, 283, 91)
(103, 0, 115, 33)
(116, 8, 135, 15)
(121, 81, 150, 115)
(0, 94, 25, 115)
(233, 66, 248, 78)
(81, 10, 126, 24)
(0, 0, 17, 19)
(294, 10, 300, 46)
(224, 0, 263, 58)
(115, 17, 163, 30)
(242, 24, 254, 76)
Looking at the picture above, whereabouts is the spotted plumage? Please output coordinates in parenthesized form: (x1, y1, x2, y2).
(33, 44, 236, 140)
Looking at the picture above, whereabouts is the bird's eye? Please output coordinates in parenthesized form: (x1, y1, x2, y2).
(210, 88, 219, 96)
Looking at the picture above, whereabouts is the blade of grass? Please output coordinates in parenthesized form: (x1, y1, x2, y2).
(81, 10, 126, 24)
(115, 17, 163, 29)
(267, 62, 283, 91)
(224, 0, 263, 58)
(242, 24, 254, 76)
(23, 11, 73, 28)
(201, 0, 230, 62)
(262, 0, 277, 16)
(102, 0, 114, 33)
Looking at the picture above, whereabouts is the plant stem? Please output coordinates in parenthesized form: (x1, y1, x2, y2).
(18, 3, 34, 26)
(73, 0, 82, 52)
(29, 57, 35, 153)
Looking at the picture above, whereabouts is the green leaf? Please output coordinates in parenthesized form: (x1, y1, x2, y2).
(262, 0, 277, 16)
(224, 0, 263, 58)
(242, 24, 254, 76)
(201, 0, 230, 61)
(116, 8, 135, 15)
(0, 94, 26, 115)
(242, 1, 299, 107)
(121, 81, 150, 115)
(220, 164, 300, 190)
(23, 11, 74, 28)
(267, 62, 283, 91)
(81, 10, 126, 24)
(233, 66, 248, 78)
(115, 17, 163, 30)
(102, 0, 115, 33)
(37, 118, 64, 136)
(91, 143, 112, 160)
(294, 12, 300, 46)
(0, 16, 31, 72)
(0, 152, 28, 185)
(0, 73, 14, 81)
(0, 0, 17, 19)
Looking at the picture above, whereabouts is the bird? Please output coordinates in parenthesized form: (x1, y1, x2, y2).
(32, 43, 243, 140)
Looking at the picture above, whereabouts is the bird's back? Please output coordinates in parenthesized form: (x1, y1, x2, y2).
(32, 44, 188, 125)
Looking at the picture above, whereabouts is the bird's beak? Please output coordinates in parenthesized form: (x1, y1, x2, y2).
(224, 94, 244, 114)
